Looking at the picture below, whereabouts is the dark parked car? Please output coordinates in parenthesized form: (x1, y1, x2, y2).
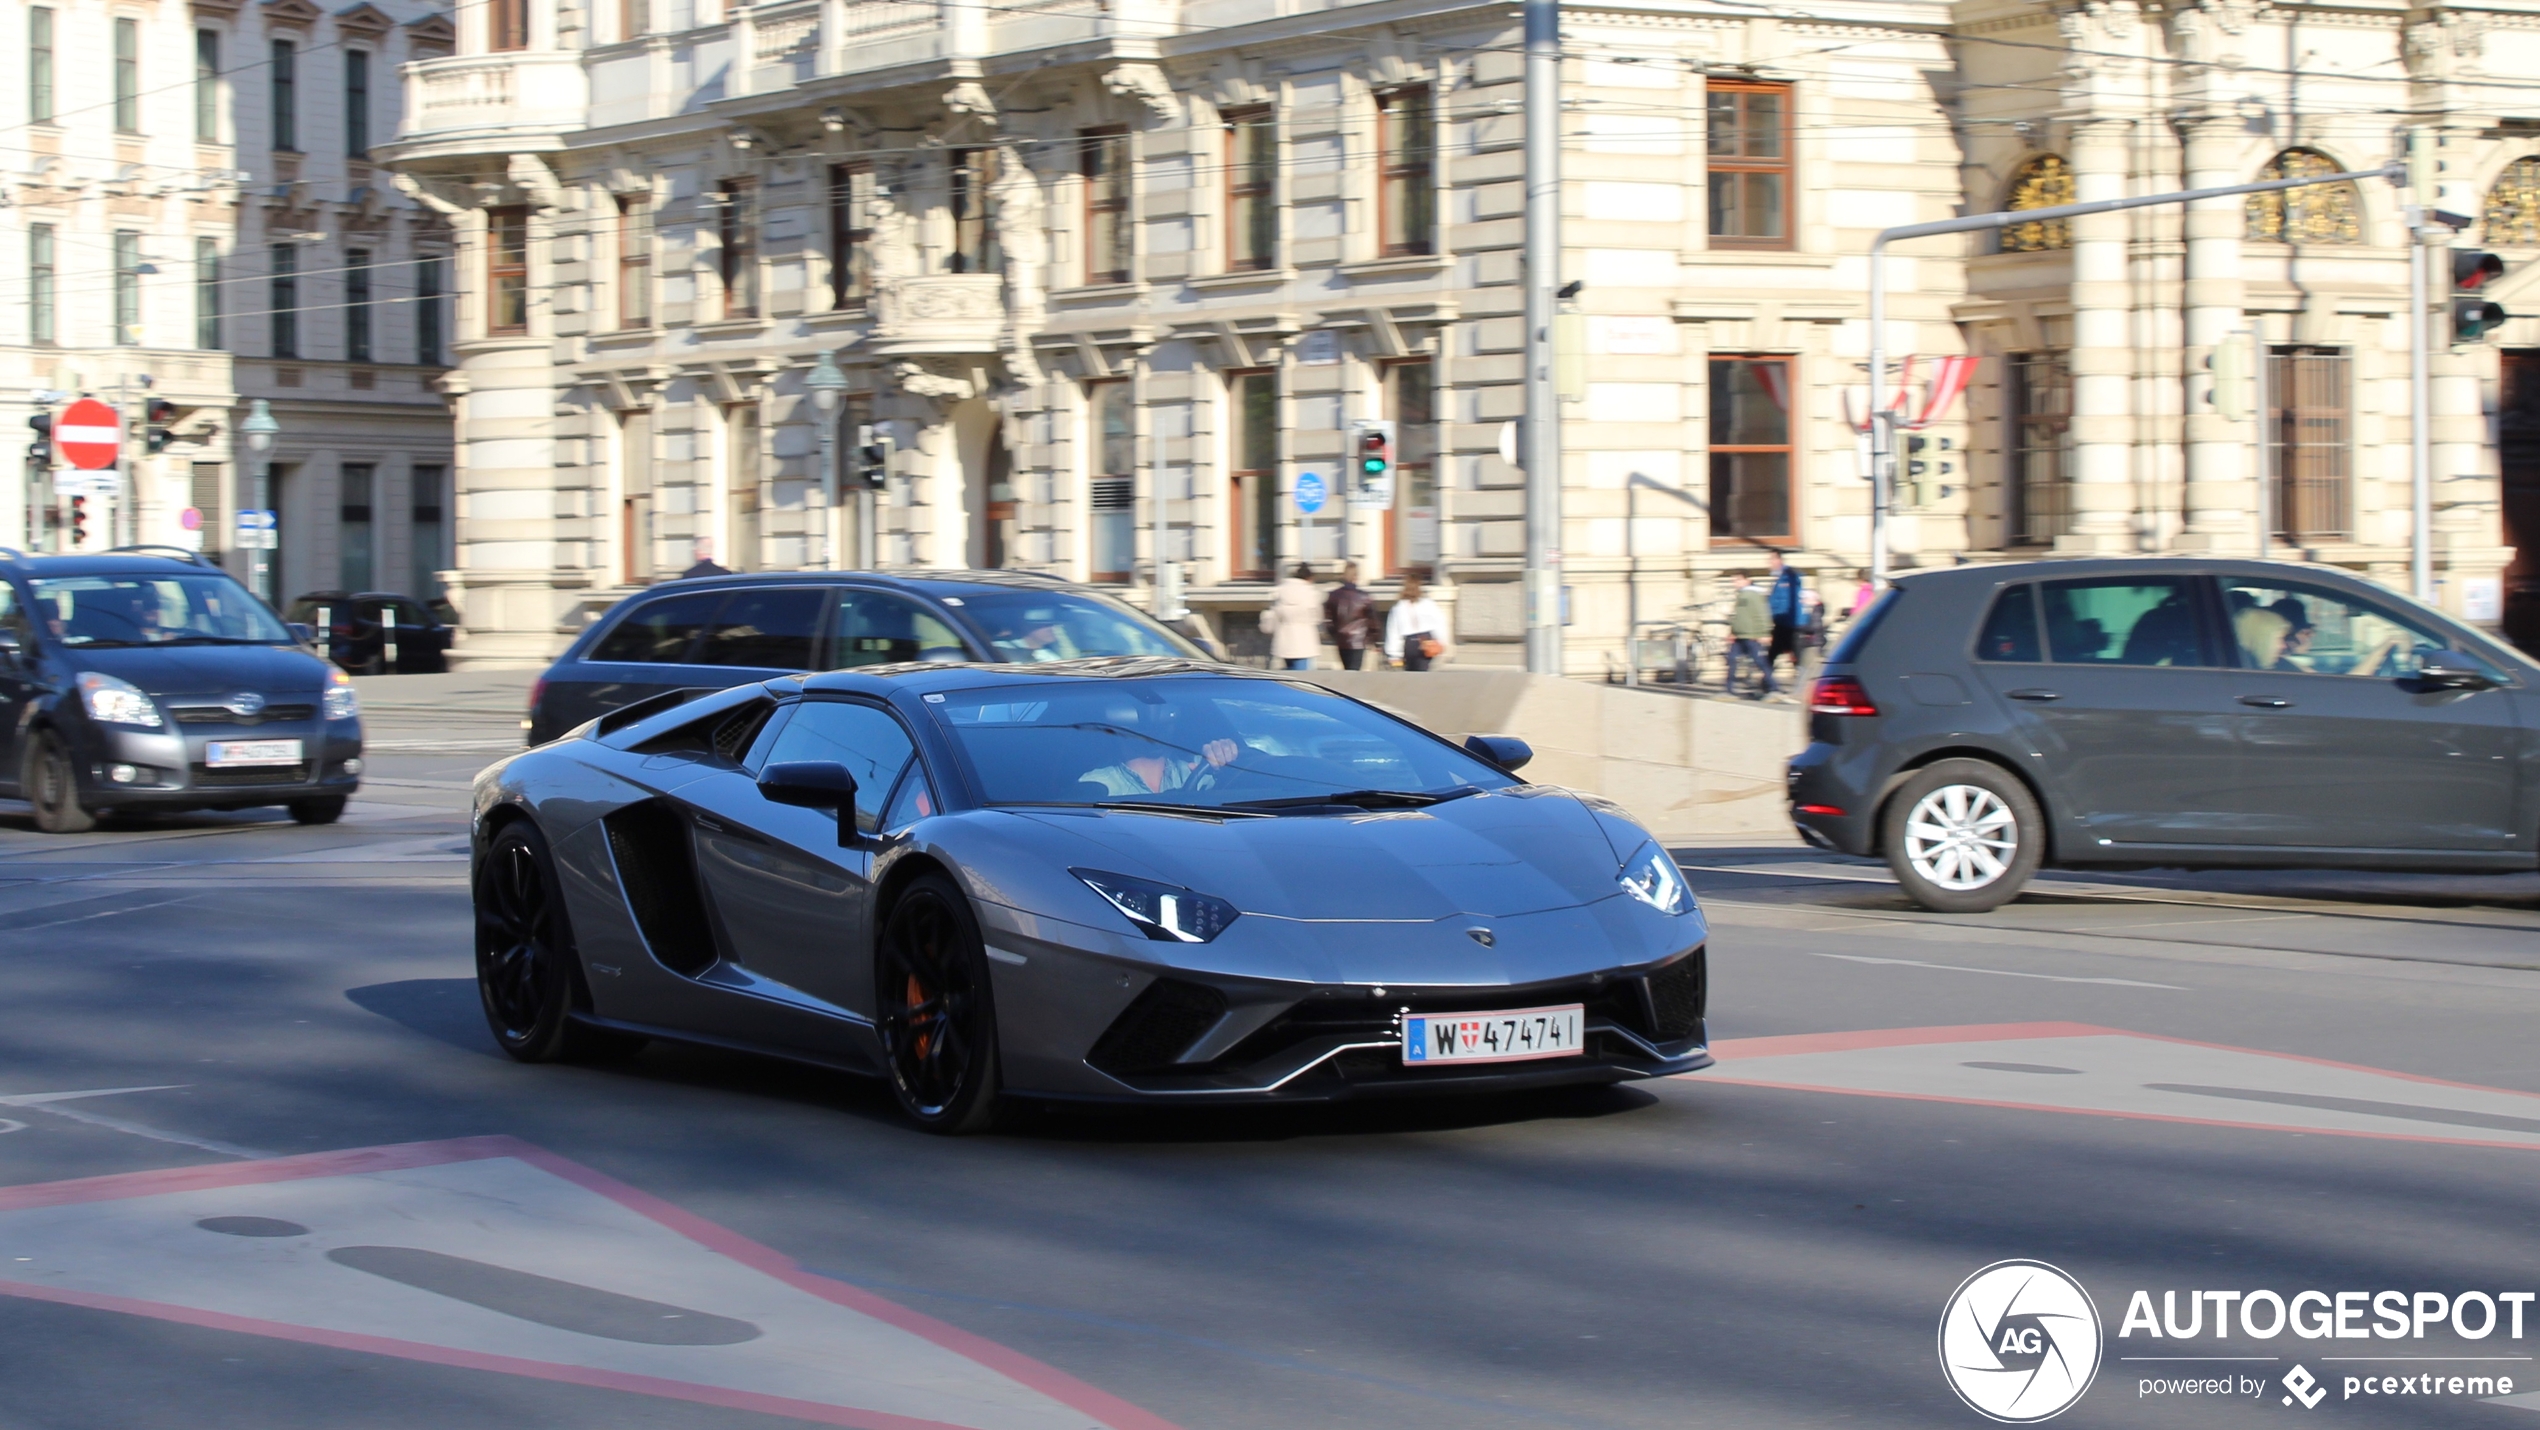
(0, 549, 362, 831)
(526, 570, 1208, 744)
(1787, 558, 2534, 911)
(473, 659, 1709, 1131)
(284, 591, 454, 674)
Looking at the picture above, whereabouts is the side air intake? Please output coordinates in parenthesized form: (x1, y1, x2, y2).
(1086, 978, 1230, 1075)
(601, 800, 718, 977)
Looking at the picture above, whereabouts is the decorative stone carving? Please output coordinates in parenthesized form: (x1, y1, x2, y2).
(942, 82, 999, 129)
(1102, 64, 1180, 123)
(891, 360, 976, 401)
(871, 274, 1007, 357)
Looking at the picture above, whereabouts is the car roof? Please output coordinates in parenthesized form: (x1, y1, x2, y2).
(797, 656, 1272, 698)
(648, 569, 1078, 597)
(1892, 556, 2391, 592)
(1, 552, 238, 579)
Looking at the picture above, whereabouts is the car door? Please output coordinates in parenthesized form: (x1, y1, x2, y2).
(1968, 574, 2246, 848)
(2213, 572, 2519, 850)
(829, 588, 976, 667)
(684, 697, 919, 1019)
(539, 588, 727, 736)
(0, 583, 38, 781)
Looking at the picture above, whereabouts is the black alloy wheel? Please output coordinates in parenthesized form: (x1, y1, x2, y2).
(23, 729, 96, 834)
(289, 796, 348, 825)
(474, 820, 641, 1063)
(874, 872, 1001, 1133)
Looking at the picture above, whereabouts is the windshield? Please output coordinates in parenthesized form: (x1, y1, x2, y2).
(32, 574, 292, 647)
(949, 590, 1200, 663)
(934, 677, 1517, 810)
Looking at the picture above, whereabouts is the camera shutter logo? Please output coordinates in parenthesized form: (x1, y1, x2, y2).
(1938, 1260, 2102, 1422)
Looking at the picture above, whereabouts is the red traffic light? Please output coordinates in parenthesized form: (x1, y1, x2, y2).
(146, 398, 180, 425)
(2455, 250, 2506, 292)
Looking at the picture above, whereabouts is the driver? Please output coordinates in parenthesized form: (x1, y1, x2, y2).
(1075, 697, 1240, 797)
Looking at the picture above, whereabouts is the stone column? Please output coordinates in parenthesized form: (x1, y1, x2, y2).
(2058, 117, 2139, 551)
(446, 203, 568, 669)
(2176, 110, 2251, 549)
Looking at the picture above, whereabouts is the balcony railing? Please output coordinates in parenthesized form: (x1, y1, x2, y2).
(400, 53, 590, 145)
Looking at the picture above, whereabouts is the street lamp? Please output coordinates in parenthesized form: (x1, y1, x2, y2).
(807, 350, 848, 570)
(241, 398, 277, 602)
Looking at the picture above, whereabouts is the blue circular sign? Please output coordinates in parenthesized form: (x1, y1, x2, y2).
(1295, 472, 1328, 515)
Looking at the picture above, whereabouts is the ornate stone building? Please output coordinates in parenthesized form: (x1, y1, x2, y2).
(376, 0, 2540, 671)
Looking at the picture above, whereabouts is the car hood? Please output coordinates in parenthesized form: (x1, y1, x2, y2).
(64, 643, 328, 697)
(1010, 787, 1630, 920)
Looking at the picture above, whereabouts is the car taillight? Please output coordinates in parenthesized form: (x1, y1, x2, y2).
(1808, 675, 1879, 716)
(528, 676, 545, 714)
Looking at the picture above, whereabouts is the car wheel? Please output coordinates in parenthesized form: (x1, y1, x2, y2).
(875, 872, 1001, 1134)
(289, 796, 348, 825)
(1881, 759, 2043, 913)
(22, 730, 96, 834)
(474, 820, 643, 1063)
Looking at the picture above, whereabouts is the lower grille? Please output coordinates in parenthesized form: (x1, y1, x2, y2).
(189, 762, 311, 787)
(1647, 953, 1706, 1041)
(1087, 978, 1229, 1075)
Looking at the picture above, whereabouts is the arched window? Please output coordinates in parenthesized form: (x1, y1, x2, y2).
(2246, 149, 2362, 244)
(2485, 156, 2540, 245)
(1999, 154, 2074, 252)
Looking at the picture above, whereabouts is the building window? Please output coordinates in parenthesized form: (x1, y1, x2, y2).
(490, 0, 529, 52)
(1082, 128, 1131, 285)
(1707, 357, 1794, 543)
(345, 51, 369, 157)
(29, 226, 54, 345)
(1376, 87, 1435, 258)
(1999, 154, 2074, 253)
(826, 164, 871, 309)
(340, 464, 376, 591)
(113, 231, 141, 346)
(1706, 80, 1792, 249)
(621, 0, 650, 41)
(2247, 149, 2362, 245)
(270, 40, 297, 151)
(411, 465, 447, 596)
(1088, 381, 1133, 582)
(616, 194, 652, 328)
(1224, 108, 1275, 272)
(949, 149, 999, 275)
(195, 30, 220, 141)
(2268, 346, 2352, 541)
(196, 237, 221, 349)
(1384, 360, 1438, 573)
(1228, 370, 1276, 579)
(270, 244, 299, 358)
(346, 249, 372, 361)
(726, 404, 761, 571)
(715, 180, 758, 319)
(30, 8, 53, 124)
(113, 18, 140, 133)
(486, 207, 528, 334)
(2006, 350, 2071, 545)
(416, 256, 445, 361)
(192, 463, 227, 559)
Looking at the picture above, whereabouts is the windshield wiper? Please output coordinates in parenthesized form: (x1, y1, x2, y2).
(157, 635, 272, 645)
(1093, 799, 1273, 820)
(1224, 786, 1485, 812)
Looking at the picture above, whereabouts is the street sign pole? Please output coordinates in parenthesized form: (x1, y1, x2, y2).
(1520, 0, 1563, 675)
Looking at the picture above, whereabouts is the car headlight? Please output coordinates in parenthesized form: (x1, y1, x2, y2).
(1072, 868, 1240, 943)
(76, 672, 161, 728)
(323, 669, 359, 722)
(1618, 842, 1691, 915)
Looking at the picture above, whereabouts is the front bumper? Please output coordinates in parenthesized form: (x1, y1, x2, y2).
(77, 716, 363, 806)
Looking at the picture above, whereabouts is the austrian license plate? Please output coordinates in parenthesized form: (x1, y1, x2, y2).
(1401, 1004, 1585, 1065)
(205, 739, 303, 768)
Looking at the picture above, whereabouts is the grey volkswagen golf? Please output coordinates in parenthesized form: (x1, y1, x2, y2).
(1786, 558, 2537, 911)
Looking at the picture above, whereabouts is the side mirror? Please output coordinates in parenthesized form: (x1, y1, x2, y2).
(758, 761, 861, 845)
(1464, 734, 1534, 773)
(2417, 650, 2499, 691)
(287, 622, 317, 647)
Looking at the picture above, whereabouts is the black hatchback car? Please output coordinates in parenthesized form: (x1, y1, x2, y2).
(284, 590, 455, 674)
(0, 549, 363, 832)
(527, 570, 1207, 744)
(1787, 558, 2536, 911)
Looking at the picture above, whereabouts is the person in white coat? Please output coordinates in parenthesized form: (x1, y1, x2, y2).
(1383, 575, 1450, 671)
(1258, 564, 1324, 670)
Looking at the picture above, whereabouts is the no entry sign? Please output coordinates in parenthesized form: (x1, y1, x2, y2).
(55, 399, 120, 470)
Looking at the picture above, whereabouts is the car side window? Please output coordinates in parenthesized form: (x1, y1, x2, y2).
(695, 586, 826, 669)
(762, 700, 916, 835)
(0, 584, 28, 643)
(1975, 585, 2041, 662)
(881, 765, 937, 832)
(2040, 578, 2210, 667)
(590, 591, 722, 663)
(2218, 576, 2482, 679)
(829, 591, 968, 669)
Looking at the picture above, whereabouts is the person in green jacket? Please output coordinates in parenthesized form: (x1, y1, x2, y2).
(1726, 572, 1777, 698)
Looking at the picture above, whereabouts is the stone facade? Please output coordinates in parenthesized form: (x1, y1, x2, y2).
(376, 0, 2540, 671)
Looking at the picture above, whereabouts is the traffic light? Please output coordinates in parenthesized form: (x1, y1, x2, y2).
(68, 495, 87, 547)
(26, 413, 50, 464)
(144, 398, 179, 454)
(1347, 420, 1396, 506)
(2454, 249, 2509, 343)
(852, 424, 893, 490)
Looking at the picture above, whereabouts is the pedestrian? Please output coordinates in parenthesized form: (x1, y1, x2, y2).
(1259, 563, 1324, 671)
(1725, 571, 1775, 698)
(1385, 574, 1450, 671)
(680, 538, 732, 580)
(1796, 588, 1828, 687)
(1765, 549, 1804, 695)
(1324, 562, 1374, 671)
(1849, 574, 1877, 620)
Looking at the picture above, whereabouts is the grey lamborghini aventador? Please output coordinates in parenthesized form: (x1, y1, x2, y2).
(469, 657, 1713, 1131)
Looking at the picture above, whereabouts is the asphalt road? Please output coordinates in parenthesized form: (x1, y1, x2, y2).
(2, 679, 2539, 1429)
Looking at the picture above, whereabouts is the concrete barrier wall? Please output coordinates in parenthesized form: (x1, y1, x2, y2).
(1303, 671, 1807, 843)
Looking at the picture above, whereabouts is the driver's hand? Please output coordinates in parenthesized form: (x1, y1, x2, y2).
(1202, 738, 1238, 767)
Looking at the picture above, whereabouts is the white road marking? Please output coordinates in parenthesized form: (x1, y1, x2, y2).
(1, 894, 197, 932)
(1809, 951, 2187, 989)
(0, 1086, 266, 1160)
